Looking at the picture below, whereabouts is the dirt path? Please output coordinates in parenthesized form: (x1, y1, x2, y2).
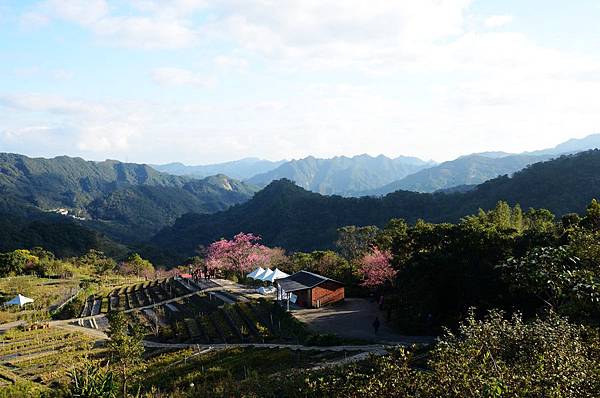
(141, 340, 390, 353)
(0, 320, 25, 334)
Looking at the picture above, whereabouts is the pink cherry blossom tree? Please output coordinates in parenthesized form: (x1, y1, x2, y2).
(357, 247, 397, 289)
(206, 233, 274, 275)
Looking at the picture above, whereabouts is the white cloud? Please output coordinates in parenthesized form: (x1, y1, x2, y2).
(205, 0, 473, 71)
(24, 0, 198, 49)
(0, 93, 107, 115)
(92, 16, 197, 49)
(152, 67, 216, 87)
(213, 55, 249, 72)
(24, 0, 474, 55)
(36, 0, 109, 25)
(484, 15, 514, 28)
(0, 94, 140, 156)
(76, 122, 138, 152)
(12, 67, 73, 81)
(128, 0, 208, 16)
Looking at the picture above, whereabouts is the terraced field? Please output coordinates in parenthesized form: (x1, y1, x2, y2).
(140, 292, 297, 345)
(0, 328, 102, 388)
(141, 346, 356, 395)
(77, 277, 217, 317)
(72, 277, 301, 346)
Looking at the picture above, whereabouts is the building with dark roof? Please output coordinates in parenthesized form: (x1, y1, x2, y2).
(276, 270, 345, 308)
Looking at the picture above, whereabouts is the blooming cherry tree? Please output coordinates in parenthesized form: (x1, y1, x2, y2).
(357, 247, 397, 289)
(206, 233, 273, 274)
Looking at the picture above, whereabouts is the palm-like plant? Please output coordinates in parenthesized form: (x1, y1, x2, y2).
(67, 363, 117, 398)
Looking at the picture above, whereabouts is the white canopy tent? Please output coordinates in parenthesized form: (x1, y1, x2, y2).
(253, 268, 268, 280)
(246, 266, 264, 280)
(262, 268, 289, 283)
(5, 294, 34, 307)
(257, 268, 274, 281)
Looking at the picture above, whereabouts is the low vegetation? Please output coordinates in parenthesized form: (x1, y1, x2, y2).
(0, 328, 102, 393)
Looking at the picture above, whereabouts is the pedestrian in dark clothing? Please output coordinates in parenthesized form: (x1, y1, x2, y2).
(372, 317, 380, 334)
(378, 295, 384, 310)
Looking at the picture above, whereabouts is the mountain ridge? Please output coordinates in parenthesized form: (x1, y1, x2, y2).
(149, 150, 600, 260)
(245, 153, 435, 195)
(0, 153, 258, 244)
(363, 133, 600, 195)
(363, 153, 555, 194)
(151, 157, 286, 180)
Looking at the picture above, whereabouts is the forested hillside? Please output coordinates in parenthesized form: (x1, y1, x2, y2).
(0, 195, 126, 257)
(0, 153, 257, 246)
(150, 150, 600, 259)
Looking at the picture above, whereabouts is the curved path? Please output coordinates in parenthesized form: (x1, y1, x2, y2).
(141, 340, 390, 353)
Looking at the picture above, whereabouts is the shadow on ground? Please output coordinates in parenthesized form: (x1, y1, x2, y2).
(291, 298, 434, 345)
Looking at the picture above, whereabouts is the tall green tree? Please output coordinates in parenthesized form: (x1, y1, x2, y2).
(491, 201, 512, 229)
(582, 198, 600, 230)
(375, 218, 409, 253)
(106, 311, 145, 397)
(120, 253, 154, 278)
(500, 246, 600, 320)
(511, 204, 524, 232)
(78, 249, 117, 274)
(335, 225, 379, 260)
(0, 249, 39, 276)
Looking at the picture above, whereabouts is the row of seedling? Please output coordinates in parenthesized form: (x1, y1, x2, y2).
(137, 293, 286, 345)
(0, 329, 99, 386)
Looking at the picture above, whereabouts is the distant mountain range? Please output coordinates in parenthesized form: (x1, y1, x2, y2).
(151, 134, 600, 196)
(526, 133, 600, 156)
(362, 153, 553, 195)
(363, 134, 600, 195)
(0, 153, 257, 249)
(151, 158, 286, 180)
(245, 154, 435, 196)
(149, 150, 600, 260)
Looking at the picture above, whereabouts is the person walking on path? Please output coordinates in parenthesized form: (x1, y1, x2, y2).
(372, 316, 380, 334)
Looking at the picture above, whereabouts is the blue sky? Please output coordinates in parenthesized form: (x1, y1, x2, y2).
(1, 0, 600, 164)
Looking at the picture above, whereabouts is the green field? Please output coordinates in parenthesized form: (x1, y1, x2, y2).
(0, 276, 79, 324)
(0, 327, 102, 390)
